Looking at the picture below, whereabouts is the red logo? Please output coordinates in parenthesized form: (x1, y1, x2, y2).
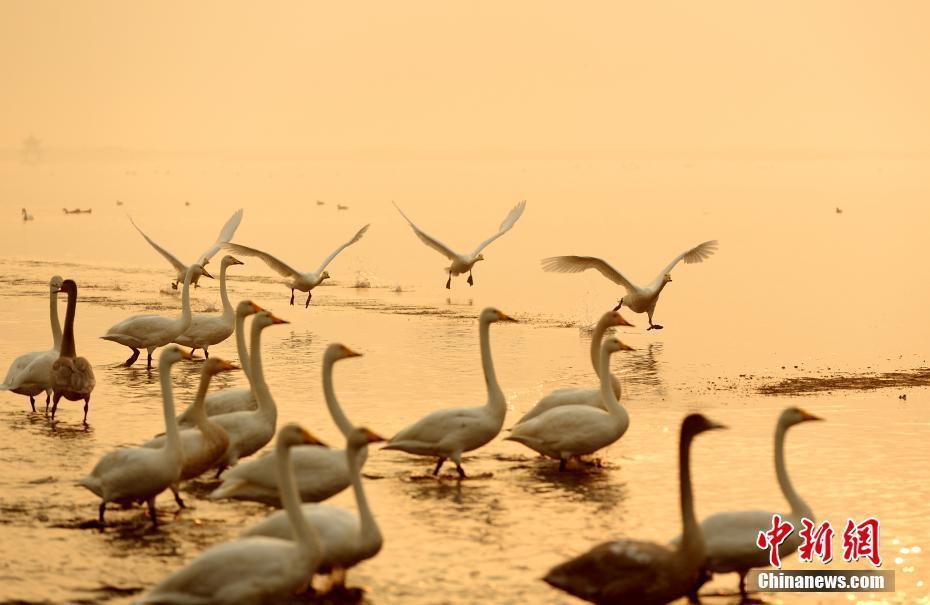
(798, 518, 834, 563)
(756, 514, 795, 568)
(756, 515, 881, 567)
(842, 518, 882, 567)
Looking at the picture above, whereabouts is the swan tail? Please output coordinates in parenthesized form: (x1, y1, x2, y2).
(209, 478, 246, 500)
(77, 475, 103, 497)
(99, 335, 121, 342)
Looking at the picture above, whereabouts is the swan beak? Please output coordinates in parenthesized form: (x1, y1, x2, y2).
(270, 314, 290, 325)
(800, 410, 823, 422)
(496, 311, 517, 322)
(300, 429, 328, 448)
(708, 420, 727, 431)
(618, 341, 635, 351)
(615, 313, 635, 327)
(230, 257, 244, 265)
(248, 301, 264, 313)
(219, 361, 238, 372)
(179, 349, 194, 360)
(343, 346, 363, 358)
(200, 267, 215, 279)
(362, 428, 386, 443)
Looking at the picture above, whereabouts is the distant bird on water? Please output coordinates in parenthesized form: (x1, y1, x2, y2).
(542, 240, 718, 330)
(225, 224, 370, 307)
(835, 207, 843, 214)
(393, 200, 527, 289)
(21, 208, 33, 221)
(337, 204, 349, 210)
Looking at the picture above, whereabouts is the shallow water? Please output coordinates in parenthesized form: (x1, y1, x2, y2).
(1, 157, 928, 604)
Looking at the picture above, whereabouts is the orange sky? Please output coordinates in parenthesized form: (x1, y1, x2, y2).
(1, 1, 928, 152)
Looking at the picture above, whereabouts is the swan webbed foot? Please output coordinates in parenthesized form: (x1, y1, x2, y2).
(467, 273, 474, 286)
(171, 282, 178, 290)
(124, 348, 140, 367)
(647, 324, 663, 331)
(305, 291, 312, 308)
(172, 489, 186, 509)
(289, 289, 295, 305)
(612, 301, 622, 311)
(29, 396, 36, 412)
(432, 457, 446, 475)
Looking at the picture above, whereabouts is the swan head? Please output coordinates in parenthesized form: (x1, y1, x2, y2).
(326, 343, 362, 363)
(160, 345, 194, 365)
(348, 426, 386, 450)
(475, 254, 486, 262)
(278, 423, 328, 448)
(682, 413, 727, 436)
(602, 310, 634, 328)
(202, 357, 238, 376)
(198, 264, 214, 279)
(56, 279, 78, 295)
(783, 407, 823, 426)
(236, 300, 264, 317)
(221, 255, 244, 267)
(49, 275, 64, 292)
(663, 273, 673, 284)
(602, 336, 635, 355)
(321, 271, 331, 280)
(482, 307, 517, 323)
(253, 310, 289, 329)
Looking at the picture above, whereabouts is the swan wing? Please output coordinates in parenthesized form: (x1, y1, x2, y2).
(222, 243, 301, 278)
(650, 239, 718, 287)
(471, 200, 526, 255)
(197, 208, 244, 264)
(130, 217, 187, 274)
(393, 202, 459, 261)
(316, 224, 370, 273)
(541, 256, 636, 291)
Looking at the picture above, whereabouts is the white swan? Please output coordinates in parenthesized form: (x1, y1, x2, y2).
(680, 407, 822, 599)
(173, 255, 244, 358)
(514, 310, 633, 425)
(383, 307, 516, 478)
(130, 208, 242, 289)
(224, 223, 369, 308)
(393, 200, 526, 289)
(1, 275, 62, 411)
(102, 265, 201, 368)
(242, 425, 385, 591)
(542, 240, 718, 330)
(135, 424, 327, 605)
(211, 343, 367, 505)
(21, 208, 34, 221)
(50, 280, 96, 423)
(78, 346, 190, 528)
(505, 336, 633, 470)
(176, 300, 262, 426)
(209, 310, 287, 473)
(143, 357, 235, 508)
(544, 414, 726, 605)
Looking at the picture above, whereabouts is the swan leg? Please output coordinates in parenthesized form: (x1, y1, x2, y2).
(559, 458, 567, 472)
(171, 484, 186, 509)
(305, 291, 312, 308)
(612, 299, 623, 312)
(445, 273, 451, 289)
(29, 396, 36, 412)
(124, 347, 140, 367)
(203, 347, 209, 359)
(45, 390, 51, 411)
(215, 464, 227, 479)
(82, 396, 90, 424)
(98, 502, 106, 525)
(50, 393, 61, 419)
(290, 289, 295, 305)
(467, 272, 474, 286)
(147, 498, 159, 529)
(432, 457, 446, 475)
(455, 463, 467, 479)
(646, 309, 663, 330)
(146, 347, 155, 370)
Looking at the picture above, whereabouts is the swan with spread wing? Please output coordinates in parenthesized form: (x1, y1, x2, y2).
(542, 240, 718, 330)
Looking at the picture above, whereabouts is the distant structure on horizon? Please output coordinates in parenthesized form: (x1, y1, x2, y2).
(21, 135, 43, 164)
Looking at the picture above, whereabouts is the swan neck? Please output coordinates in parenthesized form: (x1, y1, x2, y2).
(589, 318, 609, 377)
(277, 439, 318, 555)
(59, 287, 77, 358)
(159, 360, 182, 458)
(679, 429, 702, 553)
(348, 443, 379, 543)
(190, 370, 213, 428)
(234, 311, 251, 381)
(479, 318, 504, 411)
(775, 421, 810, 518)
(218, 263, 233, 318)
(178, 271, 192, 330)
(599, 349, 623, 417)
(50, 289, 62, 349)
(249, 322, 276, 421)
(323, 355, 354, 437)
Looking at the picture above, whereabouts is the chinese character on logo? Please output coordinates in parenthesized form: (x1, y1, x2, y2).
(842, 518, 882, 566)
(798, 518, 834, 563)
(756, 514, 795, 568)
